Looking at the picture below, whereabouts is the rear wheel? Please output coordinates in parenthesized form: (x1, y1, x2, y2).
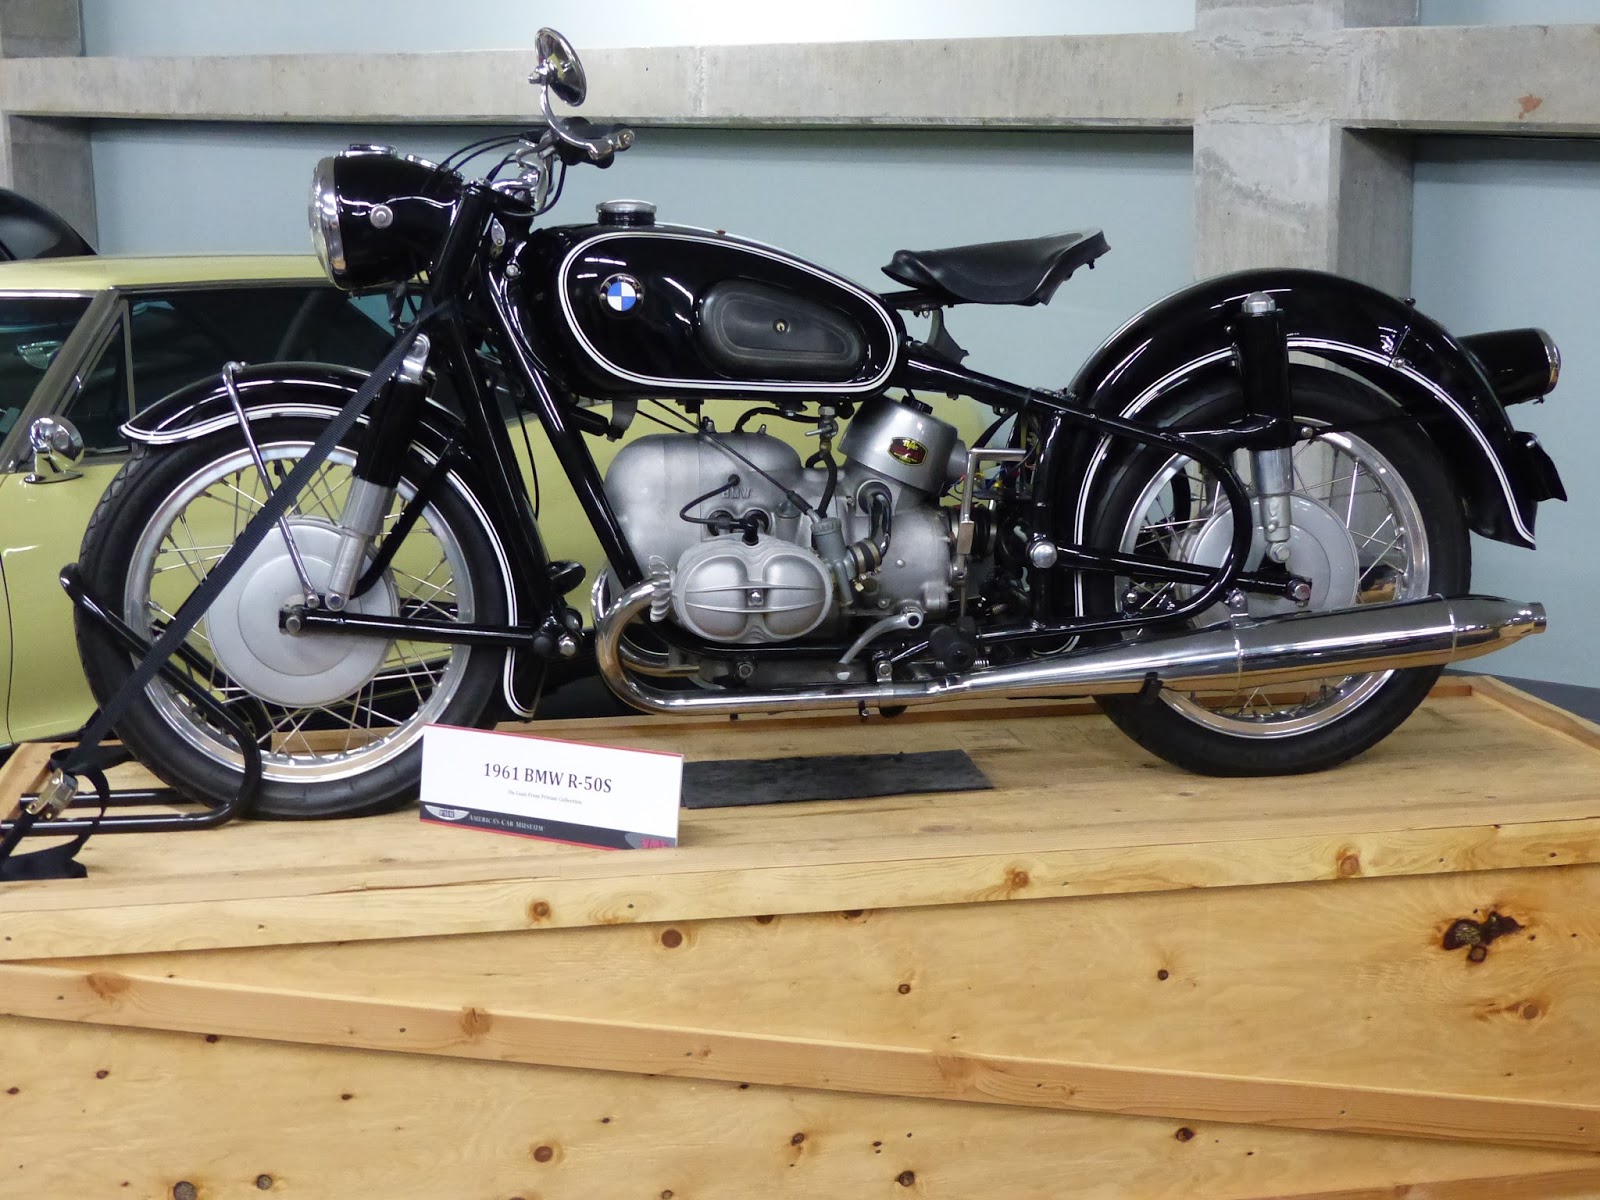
(76, 417, 507, 817)
(1087, 371, 1469, 775)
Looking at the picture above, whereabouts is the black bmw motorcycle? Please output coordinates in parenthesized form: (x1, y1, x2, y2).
(72, 30, 1562, 818)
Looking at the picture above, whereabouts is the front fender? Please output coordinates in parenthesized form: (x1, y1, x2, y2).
(127, 362, 408, 445)
(1065, 269, 1559, 548)
(123, 362, 542, 718)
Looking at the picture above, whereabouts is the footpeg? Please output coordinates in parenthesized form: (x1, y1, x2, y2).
(548, 559, 586, 596)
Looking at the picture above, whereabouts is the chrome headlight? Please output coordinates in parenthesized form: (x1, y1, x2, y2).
(308, 155, 345, 286)
(305, 146, 463, 293)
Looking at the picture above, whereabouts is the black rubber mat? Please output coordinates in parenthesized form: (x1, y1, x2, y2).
(682, 748, 991, 809)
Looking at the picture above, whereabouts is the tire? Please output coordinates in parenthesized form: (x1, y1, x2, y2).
(76, 417, 508, 817)
(1086, 369, 1470, 775)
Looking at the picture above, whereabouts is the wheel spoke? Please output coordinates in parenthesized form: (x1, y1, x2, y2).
(105, 435, 484, 799)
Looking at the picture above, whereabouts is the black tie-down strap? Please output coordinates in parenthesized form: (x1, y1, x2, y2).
(0, 302, 445, 879)
(0, 767, 109, 881)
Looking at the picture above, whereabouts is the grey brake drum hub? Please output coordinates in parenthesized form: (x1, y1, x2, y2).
(1183, 493, 1360, 622)
(206, 519, 396, 706)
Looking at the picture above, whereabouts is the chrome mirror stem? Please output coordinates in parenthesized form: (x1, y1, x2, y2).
(24, 414, 84, 484)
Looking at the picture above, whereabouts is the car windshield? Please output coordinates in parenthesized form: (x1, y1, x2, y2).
(68, 283, 394, 454)
(0, 294, 92, 439)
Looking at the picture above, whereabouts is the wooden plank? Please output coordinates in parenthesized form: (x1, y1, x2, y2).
(0, 740, 53, 820)
(26, 862, 1599, 1116)
(4, 1017, 1593, 1200)
(3, 684, 1600, 958)
(1466, 673, 1600, 754)
(6, 810, 1600, 962)
(2, 960, 1596, 1151)
(6, 867, 1596, 1138)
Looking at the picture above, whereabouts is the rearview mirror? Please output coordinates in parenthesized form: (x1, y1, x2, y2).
(25, 414, 83, 483)
(533, 28, 587, 107)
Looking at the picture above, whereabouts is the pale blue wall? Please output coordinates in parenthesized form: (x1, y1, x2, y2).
(1420, 0, 1600, 23)
(1412, 138, 1600, 686)
(79, 0, 1194, 55)
(76, 0, 1600, 688)
(89, 120, 1194, 389)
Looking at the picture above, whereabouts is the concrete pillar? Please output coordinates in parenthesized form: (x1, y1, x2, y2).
(0, 0, 95, 249)
(1193, 0, 1417, 295)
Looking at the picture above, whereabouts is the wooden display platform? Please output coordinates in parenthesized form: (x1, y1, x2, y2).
(2, 675, 1600, 1198)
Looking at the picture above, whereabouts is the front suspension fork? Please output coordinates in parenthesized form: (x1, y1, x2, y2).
(323, 335, 434, 609)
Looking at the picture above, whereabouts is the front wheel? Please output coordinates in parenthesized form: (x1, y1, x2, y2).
(1086, 371, 1470, 775)
(76, 417, 508, 817)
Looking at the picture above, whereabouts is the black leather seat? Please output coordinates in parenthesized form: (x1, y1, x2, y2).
(881, 230, 1110, 307)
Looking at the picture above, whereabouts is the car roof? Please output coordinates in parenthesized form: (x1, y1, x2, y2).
(0, 254, 328, 292)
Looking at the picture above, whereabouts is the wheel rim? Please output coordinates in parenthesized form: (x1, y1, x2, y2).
(1116, 426, 1431, 738)
(124, 440, 477, 782)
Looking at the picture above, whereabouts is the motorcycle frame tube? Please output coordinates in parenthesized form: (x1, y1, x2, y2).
(897, 352, 1273, 645)
(1061, 268, 1555, 548)
(485, 262, 643, 587)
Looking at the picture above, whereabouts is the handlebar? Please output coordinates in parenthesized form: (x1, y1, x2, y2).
(538, 87, 634, 167)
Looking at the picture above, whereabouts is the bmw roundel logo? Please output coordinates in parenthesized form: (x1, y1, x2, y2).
(600, 273, 643, 315)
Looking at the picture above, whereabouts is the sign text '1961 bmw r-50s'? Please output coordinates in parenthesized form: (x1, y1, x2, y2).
(66, 30, 1561, 818)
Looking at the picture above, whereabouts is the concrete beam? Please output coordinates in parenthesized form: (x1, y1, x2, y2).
(1350, 24, 1600, 135)
(0, 34, 1197, 129)
(1191, 0, 1415, 291)
(0, 0, 78, 58)
(6, 22, 1596, 136)
(0, 0, 94, 246)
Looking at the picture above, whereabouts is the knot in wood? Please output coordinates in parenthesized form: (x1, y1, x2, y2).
(1443, 911, 1523, 961)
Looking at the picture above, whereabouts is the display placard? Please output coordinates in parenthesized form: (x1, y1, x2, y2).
(419, 724, 681, 849)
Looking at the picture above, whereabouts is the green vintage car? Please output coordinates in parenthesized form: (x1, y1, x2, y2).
(0, 255, 409, 744)
(0, 253, 680, 748)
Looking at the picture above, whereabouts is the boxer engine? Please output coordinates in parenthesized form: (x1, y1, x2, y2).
(603, 396, 969, 647)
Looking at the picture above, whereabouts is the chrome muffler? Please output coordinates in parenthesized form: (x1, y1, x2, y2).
(594, 578, 1545, 717)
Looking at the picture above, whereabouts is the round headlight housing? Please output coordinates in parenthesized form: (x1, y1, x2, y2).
(308, 154, 344, 284)
(306, 146, 464, 292)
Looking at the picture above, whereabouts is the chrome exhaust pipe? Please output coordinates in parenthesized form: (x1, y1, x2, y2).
(594, 579, 1545, 717)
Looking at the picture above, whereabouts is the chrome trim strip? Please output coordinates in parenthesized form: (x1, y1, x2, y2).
(1540, 328, 1561, 393)
(555, 229, 899, 394)
(1292, 338, 1535, 545)
(125, 402, 338, 447)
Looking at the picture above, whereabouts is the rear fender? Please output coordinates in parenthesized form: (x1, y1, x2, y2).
(1060, 269, 1557, 551)
(125, 362, 540, 717)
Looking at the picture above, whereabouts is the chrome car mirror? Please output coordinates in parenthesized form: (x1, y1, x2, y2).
(25, 414, 84, 483)
(533, 28, 587, 107)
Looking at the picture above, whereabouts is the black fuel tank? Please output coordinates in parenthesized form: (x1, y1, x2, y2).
(518, 224, 901, 399)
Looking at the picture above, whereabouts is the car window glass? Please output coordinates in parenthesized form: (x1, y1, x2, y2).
(123, 284, 394, 413)
(0, 294, 93, 440)
(58, 284, 397, 454)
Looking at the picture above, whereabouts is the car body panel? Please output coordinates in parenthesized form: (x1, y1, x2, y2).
(0, 462, 118, 741)
(0, 254, 394, 746)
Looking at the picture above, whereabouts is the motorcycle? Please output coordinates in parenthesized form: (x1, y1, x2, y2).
(71, 29, 1562, 818)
